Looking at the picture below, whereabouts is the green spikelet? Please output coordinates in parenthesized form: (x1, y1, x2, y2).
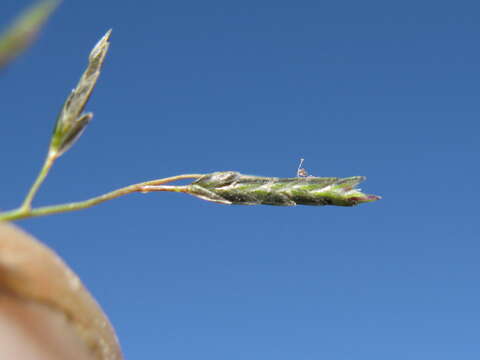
(187, 172, 381, 207)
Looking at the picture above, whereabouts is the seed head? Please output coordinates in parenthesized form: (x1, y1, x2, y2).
(187, 171, 381, 207)
(49, 30, 111, 157)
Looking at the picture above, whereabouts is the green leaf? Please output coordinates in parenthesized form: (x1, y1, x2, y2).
(0, 0, 59, 69)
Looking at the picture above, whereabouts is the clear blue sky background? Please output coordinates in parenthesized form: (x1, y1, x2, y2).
(1, 1, 479, 359)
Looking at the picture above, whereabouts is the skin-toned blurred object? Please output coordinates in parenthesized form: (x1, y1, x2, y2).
(0, 222, 122, 360)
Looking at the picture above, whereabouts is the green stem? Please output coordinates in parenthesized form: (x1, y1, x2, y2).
(20, 151, 57, 211)
(0, 174, 202, 222)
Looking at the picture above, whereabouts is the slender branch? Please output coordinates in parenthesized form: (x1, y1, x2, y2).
(18, 30, 112, 213)
(0, 174, 202, 222)
(20, 151, 57, 210)
(1, 170, 381, 222)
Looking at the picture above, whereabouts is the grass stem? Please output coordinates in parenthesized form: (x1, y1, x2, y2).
(1, 174, 202, 221)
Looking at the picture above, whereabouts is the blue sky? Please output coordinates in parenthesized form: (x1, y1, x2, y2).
(1, 1, 479, 359)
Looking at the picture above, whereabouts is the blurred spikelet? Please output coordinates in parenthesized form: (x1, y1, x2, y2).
(0, 0, 59, 69)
